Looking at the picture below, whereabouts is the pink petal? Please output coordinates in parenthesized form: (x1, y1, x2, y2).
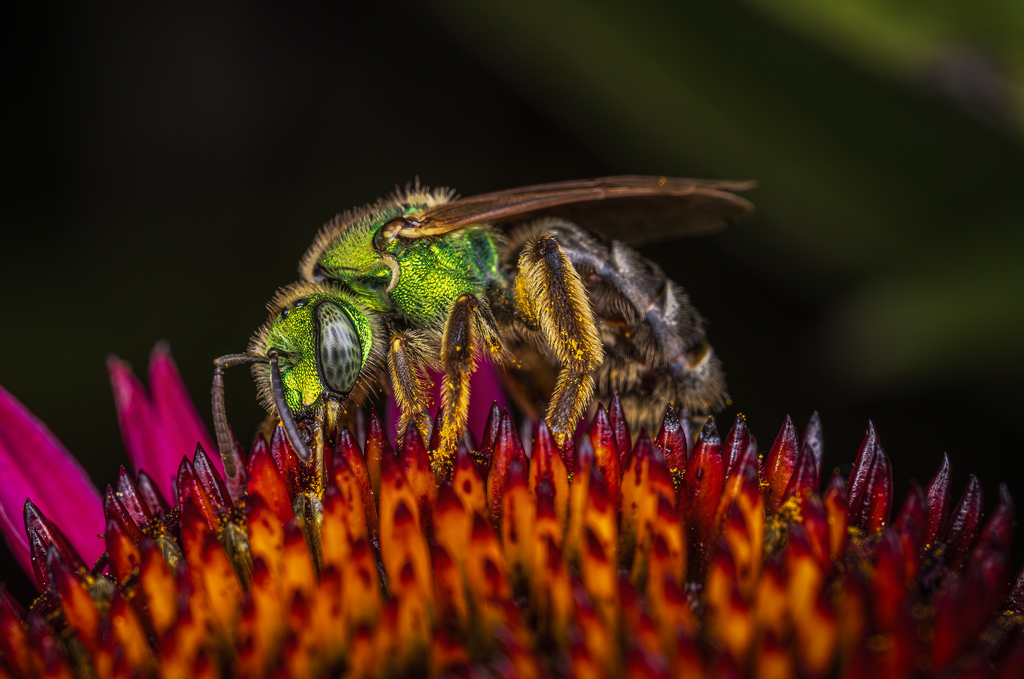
(0, 385, 104, 576)
(0, 494, 29, 575)
(467, 362, 511, 440)
(108, 355, 179, 500)
(148, 343, 222, 478)
(384, 395, 401, 442)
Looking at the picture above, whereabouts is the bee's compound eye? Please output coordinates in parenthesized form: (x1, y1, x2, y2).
(315, 302, 362, 396)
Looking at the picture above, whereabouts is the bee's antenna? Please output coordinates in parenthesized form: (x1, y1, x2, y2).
(212, 354, 268, 478)
(269, 354, 312, 463)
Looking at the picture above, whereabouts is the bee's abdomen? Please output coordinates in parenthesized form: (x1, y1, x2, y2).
(513, 218, 728, 429)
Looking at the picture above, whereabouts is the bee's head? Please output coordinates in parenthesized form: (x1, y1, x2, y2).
(249, 282, 379, 414)
(212, 283, 381, 476)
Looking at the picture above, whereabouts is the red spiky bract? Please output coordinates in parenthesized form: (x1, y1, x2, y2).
(655, 404, 687, 483)
(892, 480, 927, 581)
(5, 375, 1024, 679)
(364, 409, 394, 500)
(479, 401, 502, 467)
(116, 466, 152, 527)
(800, 411, 824, 490)
(176, 456, 219, 531)
(763, 416, 799, 514)
(135, 469, 170, 517)
(487, 409, 527, 526)
(846, 423, 893, 531)
(722, 415, 750, 480)
(246, 433, 292, 524)
(335, 426, 378, 542)
(192, 445, 231, 510)
(942, 474, 984, 573)
(609, 393, 632, 470)
(680, 417, 724, 568)
(24, 499, 85, 592)
(590, 404, 619, 510)
(781, 435, 817, 504)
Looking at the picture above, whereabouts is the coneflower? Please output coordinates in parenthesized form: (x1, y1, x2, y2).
(0, 345, 1021, 678)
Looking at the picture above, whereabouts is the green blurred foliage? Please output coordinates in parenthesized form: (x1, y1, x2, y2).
(745, 0, 1024, 127)
(428, 0, 1024, 395)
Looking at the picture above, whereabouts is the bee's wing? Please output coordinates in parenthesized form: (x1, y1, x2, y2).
(393, 175, 757, 246)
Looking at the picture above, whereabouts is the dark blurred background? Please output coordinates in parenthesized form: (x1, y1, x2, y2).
(2, 1, 1023, 598)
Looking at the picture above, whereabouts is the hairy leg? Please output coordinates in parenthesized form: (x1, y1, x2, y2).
(437, 293, 505, 477)
(514, 233, 603, 447)
(387, 331, 432, 445)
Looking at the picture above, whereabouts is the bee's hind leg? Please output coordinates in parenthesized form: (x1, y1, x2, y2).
(437, 293, 506, 479)
(387, 331, 432, 446)
(514, 233, 603, 448)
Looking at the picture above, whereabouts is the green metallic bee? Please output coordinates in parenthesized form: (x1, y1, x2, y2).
(211, 176, 754, 479)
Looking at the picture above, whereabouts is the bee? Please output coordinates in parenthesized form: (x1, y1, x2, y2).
(211, 176, 754, 479)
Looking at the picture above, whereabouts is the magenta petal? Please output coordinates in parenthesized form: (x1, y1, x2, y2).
(468, 362, 511, 441)
(148, 343, 223, 478)
(385, 363, 511, 442)
(0, 385, 104, 576)
(108, 355, 180, 501)
(384, 392, 401, 443)
(0, 496, 29, 576)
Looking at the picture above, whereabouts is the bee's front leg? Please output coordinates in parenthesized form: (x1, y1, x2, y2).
(387, 331, 432, 446)
(514, 233, 603, 448)
(437, 293, 505, 478)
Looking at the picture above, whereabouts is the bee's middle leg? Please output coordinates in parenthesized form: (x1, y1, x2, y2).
(437, 293, 504, 477)
(387, 331, 432, 445)
(514, 233, 603, 447)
